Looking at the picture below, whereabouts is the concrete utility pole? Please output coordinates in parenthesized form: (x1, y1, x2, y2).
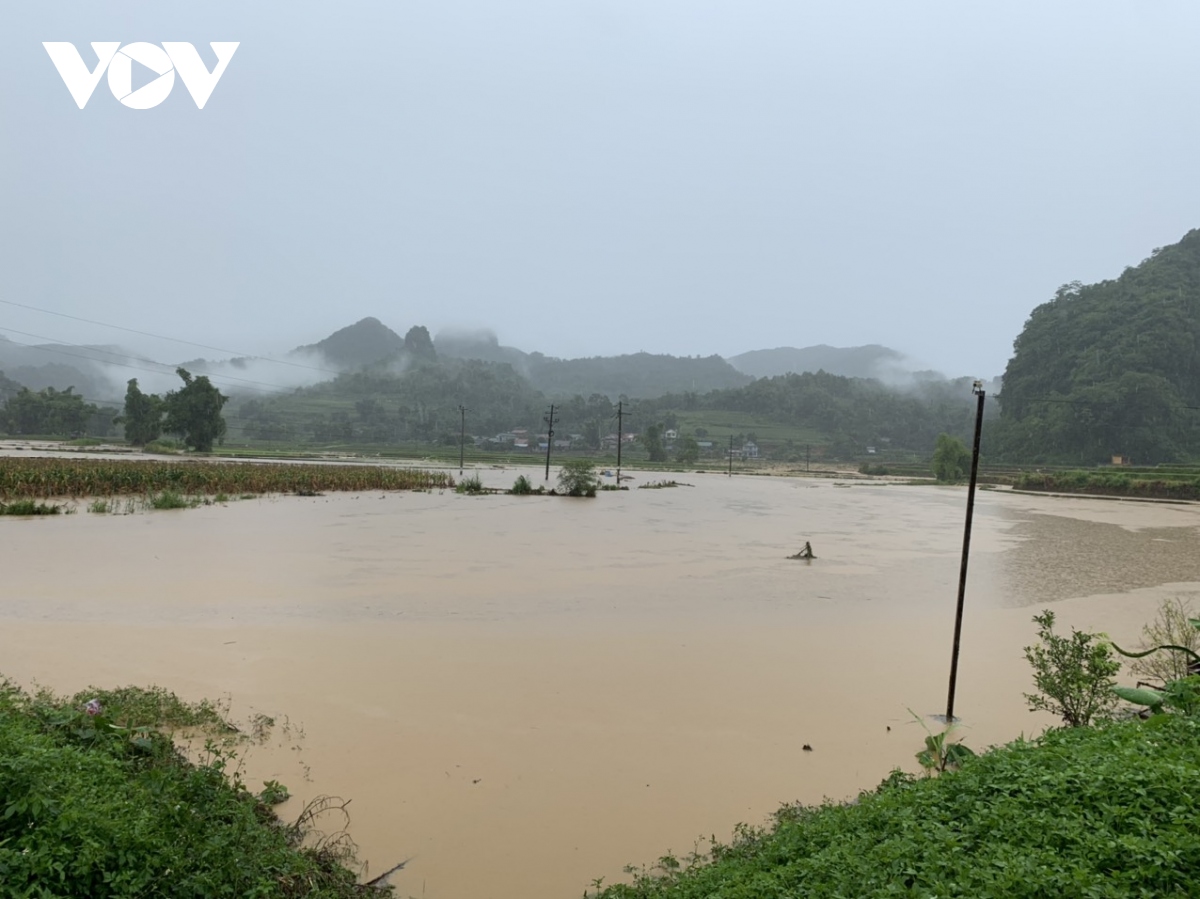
(543, 404, 556, 481)
(945, 381, 987, 723)
(728, 435, 734, 477)
(615, 401, 625, 485)
(458, 405, 467, 475)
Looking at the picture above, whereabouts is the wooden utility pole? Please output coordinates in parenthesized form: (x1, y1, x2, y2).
(728, 435, 734, 477)
(543, 404, 556, 481)
(806, 444, 810, 472)
(945, 382, 987, 723)
(458, 405, 467, 475)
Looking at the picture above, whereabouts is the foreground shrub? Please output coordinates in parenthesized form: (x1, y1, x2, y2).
(592, 716, 1200, 897)
(1024, 609, 1120, 727)
(0, 680, 391, 897)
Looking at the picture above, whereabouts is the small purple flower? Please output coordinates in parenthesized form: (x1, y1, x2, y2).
(84, 699, 102, 717)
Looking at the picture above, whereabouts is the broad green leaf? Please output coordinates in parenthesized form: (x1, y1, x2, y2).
(1113, 686, 1165, 706)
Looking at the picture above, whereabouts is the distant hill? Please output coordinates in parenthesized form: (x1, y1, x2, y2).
(434, 329, 751, 398)
(525, 352, 751, 399)
(434, 329, 529, 368)
(0, 334, 119, 400)
(294, 317, 405, 369)
(997, 227, 1200, 464)
(726, 344, 909, 380)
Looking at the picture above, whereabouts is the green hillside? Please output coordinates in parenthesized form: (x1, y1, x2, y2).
(997, 229, 1200, 464)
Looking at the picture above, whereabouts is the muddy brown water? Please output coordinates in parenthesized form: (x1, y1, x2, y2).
(3, 471, 1200, 898)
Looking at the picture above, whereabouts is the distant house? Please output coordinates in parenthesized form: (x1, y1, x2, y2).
(1112, 454, 1131, 466)
(514, 439, 529, 450)
(664, 429, 678, 440)
(511, 427, 529, 439)
(553, 439, 572, 449)
(495, 432, 517, 444)
(742, 442, 759, 459)
(696, 441, 714, 449)
(866, 446, 877, 455)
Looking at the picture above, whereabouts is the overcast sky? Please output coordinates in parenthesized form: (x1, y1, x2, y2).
(2, 1, 1199, 383)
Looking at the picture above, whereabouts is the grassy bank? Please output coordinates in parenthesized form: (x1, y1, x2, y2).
(592, 715, 1200, 897)
(0, 680, 390, 897)
(1014, 469, 1200, 500)
(0, 457, 453, 500)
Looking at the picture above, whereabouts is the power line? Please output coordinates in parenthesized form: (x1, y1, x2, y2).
(0, 297, 343, 378)
(0, 329, 292, 395)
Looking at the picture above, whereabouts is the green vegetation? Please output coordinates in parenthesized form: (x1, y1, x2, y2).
(858, 462, 890, 476)
(114, 378, 163, 446)
(455, 474, 486, 495)
(88, 499, 109, 514)
(0, 499, 65, 515)
(911, 712, 975, 777)
(509, 474, 537, 495)
(0, 457, 453, 500)
(163, 368, 229, 452)
(1, 385, 105, 437)
(148, 490, 191, 510)
(557, 459, 599, 497)
(997, 228, 1200, 464)
(931, 433, 971, 482)
(639, 424, 668, 462)
(590, 715, 1200, 898)
(1023, 609, 1121, 727)
(1014, 468, 1200, 500)
(0, 680, 388, 897)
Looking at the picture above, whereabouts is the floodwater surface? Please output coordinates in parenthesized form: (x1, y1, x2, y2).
(2, 471, 1198, 898)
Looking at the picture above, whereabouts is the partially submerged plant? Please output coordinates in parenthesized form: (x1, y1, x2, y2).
(910, 710, 975, 776)
(558, 459, 600, 497)
(455, 474, 486, 495)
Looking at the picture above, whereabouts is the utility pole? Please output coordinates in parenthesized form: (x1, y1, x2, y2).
(945, 381, 987, 723)
(458, 405, 467, 475)
(543, 404, 556, 481)
(728, 435, 733, 477)
(615, 401, 625, 484)
(806, 444, 810, 473)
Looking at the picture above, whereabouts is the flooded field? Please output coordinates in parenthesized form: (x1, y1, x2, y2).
(2, 469, 1199, 898)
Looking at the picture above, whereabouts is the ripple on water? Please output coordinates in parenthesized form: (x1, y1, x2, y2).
(996, 512, 1200, 606)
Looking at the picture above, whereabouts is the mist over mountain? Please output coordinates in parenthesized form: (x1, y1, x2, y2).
(0, 333, 128, 401)
(726, 344, 914, 380)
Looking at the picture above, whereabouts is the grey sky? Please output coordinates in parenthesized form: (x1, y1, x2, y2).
(3, 1, 1199, 383)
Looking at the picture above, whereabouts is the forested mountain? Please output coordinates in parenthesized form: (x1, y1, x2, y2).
(230, 350, 983, 457)
(525, 352, 750, 398)
(726, 344, 909, 380)
(639, 372, 989, 457)
(293, 317, 406, 369)
(996, 229, 1200, 463)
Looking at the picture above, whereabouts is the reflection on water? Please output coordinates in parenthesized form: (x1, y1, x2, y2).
(996, 511, 1200, 607)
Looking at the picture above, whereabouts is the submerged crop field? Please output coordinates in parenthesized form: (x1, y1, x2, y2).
(0, 457, 454, 500)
